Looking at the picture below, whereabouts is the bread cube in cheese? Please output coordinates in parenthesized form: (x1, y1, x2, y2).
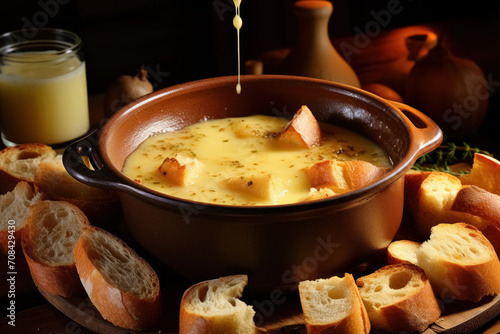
(158, 154, 203, 186)
(278, 105, 321, 148)
(223, 173, 284, 203)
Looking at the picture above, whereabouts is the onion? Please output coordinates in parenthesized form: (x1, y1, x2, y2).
(362, 83, 404, 103)
(405, 38, 489, 139)
(103, 65, 154, 117)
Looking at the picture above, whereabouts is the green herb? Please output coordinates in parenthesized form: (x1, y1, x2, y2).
(411, 142, 491, 176)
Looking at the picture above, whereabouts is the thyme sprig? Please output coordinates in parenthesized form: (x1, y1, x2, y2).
(411, 142, 491, 176)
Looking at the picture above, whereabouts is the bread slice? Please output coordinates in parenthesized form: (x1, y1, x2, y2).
(179, 275, 256, 334)
(356, 263, 441, 333)
(459, 153, 500, 196)
(404, 170, 431, 214)
(278, 105, 321, 148)
(33, 161, 119, 225)
(73, 226, 162, 331)
(0, 143, 60, 194)
(298, 273, 370, 334)
(386, 240, 421, 265)
(405, 171, 481, 237)
(21, 200, 90, 297)
(417, 223, 500, 302)
(0, 181, 44, 255)
(158, 153, 203, 186)
(223, 173, 284, 203)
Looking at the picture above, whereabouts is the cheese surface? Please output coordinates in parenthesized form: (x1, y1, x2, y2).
(122, 115, 392, 205)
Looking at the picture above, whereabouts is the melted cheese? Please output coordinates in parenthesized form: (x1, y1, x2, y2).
(122, 115, 392, 206)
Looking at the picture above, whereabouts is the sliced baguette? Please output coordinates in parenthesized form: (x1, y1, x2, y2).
(298, 273, 370, 334)
(0, 143, 59, 194)
(404, 171, 482, 237)
(417, 223, 500, 302)
(386, 240, 421, 265)
(179, 275, 256, 334)
(33, 161, 119, 225)
(0, 181, 44, 255)
(278, 105, 321, 148)
(21, 200, 90, 297)
(356, 263, 441, 333)
(482, 222, 500, 257)
(73, 226, 162, 331)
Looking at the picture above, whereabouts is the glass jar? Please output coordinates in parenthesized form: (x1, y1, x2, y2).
(0, 28, 89, 147)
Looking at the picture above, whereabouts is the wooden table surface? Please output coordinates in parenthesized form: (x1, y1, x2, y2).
(2, 18, 500, 333)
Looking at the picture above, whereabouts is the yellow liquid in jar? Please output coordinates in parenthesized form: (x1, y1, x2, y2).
(0, 51, 89, 145)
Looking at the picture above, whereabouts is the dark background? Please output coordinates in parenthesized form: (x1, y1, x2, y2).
(1, 0, 499, 94)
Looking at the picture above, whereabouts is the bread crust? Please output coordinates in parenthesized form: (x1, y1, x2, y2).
(179, 275, 256, 334)
(356, 263, 441, 333)
(451, 185, 500, 223)
(417, 223, 500, 302)
(278, 105, 321, 148)
(21, 201, 90, 297)
(73, 226, 162, 331)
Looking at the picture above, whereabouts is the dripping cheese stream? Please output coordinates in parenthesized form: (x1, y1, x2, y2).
(233, 0, 242, 94)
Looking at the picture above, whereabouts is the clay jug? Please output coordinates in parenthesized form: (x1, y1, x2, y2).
(281, 0, 360, 88)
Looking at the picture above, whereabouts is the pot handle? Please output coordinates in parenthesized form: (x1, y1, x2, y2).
(62, 131, 132, 192)
(390, 101, 443, 158)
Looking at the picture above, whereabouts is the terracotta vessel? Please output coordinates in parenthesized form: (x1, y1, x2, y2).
(63, 75, 441, 290)
(280, 0, 360, 87)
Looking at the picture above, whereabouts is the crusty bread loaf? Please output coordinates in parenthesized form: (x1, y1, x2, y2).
(459, 152, 500, 196)
(33, 161, 119, 225)
(417, 223, 500, 302)
(386, 240, 421, 265)
(21, 200, 90, 297)
(278, 105, 321, 148)
(298, 273, 370, 334)
(179, 275, 256, 334)
(73, 226, 162, 331)
(0, 181, 44, 255)
(356, 263, 441, 333)
(404, 171, 482, 237)
(0, 143, 60, 194)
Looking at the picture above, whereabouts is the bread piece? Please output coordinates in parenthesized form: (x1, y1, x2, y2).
(21, 200, 90, 297)
(158, 153, 203, 186)
(304, 187, 336, 201)
(74, 226, 162, 331)
(34, 161, 119, 225)
(223, 173, 284, 203)
(0, 143, 60, 194)
(303, 160, 387, 192)
(298, 273, 370, 334)
(356, 263, 441, 333)
(459, 153, 500, 196)
(450, 185, 500, 229)
(303, 160, 347, 190)
(386, 240, 421, 265)
(405, 171, 481, 237)
(417, 223, 500, 302)
(0, 181, 44, 255)
(404, 171, 431, 214)
(179, 275, 256, 334)
(278, 105, 321, 148)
